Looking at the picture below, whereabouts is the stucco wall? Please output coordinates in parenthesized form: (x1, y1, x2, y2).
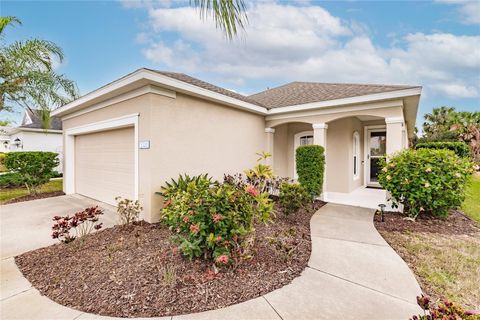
(148, 93, 265, 219)
(326, 118, 350, 193)
(62, 91, 265, 222)
(273, 124, 288, 176)
(325, 117, 367, 193)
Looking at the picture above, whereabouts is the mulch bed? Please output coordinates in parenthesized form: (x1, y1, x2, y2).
(4, 191, 65, 204)
(374, 209, 480, 235)
(15, 201, 324, 318)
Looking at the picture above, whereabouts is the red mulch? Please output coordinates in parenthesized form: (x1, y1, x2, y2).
(4, 191, 65, 204)
(374, 209, 479, 235)
(15, 201, 324, 318)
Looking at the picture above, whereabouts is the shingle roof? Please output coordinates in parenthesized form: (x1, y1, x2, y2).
(150, 70, 266, 107)
(247, 82, 420, 109)
(149, 69, 420, 110)
(20, 109, 62, 130)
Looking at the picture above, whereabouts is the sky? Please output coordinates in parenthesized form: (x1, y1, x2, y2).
(1, 0, 479, 129)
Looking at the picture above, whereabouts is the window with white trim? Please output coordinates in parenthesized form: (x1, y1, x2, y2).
(353, 131, 360, 179)
(299, 135, 313, 146)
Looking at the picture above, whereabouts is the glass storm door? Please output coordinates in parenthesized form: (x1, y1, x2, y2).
(367, 130, 386, 186)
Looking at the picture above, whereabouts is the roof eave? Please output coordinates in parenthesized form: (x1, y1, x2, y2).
(52, 69, 268, 118)
(267, 87, 422, 115)
(10, 127, 63, 134)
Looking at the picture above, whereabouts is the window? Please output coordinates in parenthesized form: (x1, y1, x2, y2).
(299, 135, 313, 146)
(353, 131, 360, 179)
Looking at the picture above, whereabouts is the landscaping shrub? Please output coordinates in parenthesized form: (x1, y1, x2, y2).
(225, 151, 292, 196)
(51, 206, 104, 243)
(0, 172, 24, 188)
(159, 174, 273, 265)
(244, 151, 274, 193)
(224, 173, 290, 197)
(49, 170, 63, 178)
(296, 145, 325, 198)
(412, 294, 479, 320)
(4, 152, 59, 194)
(416, 141, 470, 158)
(378, 149, 474, 218)
(115, 196, 142, 225)
(279, 183, 310, 215)
(0, 152, 6, 172)
(159, 173, 212, 199)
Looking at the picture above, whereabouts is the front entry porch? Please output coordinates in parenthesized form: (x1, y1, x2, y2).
(265, 108, 410, 211)
(324, 186, 397, 211)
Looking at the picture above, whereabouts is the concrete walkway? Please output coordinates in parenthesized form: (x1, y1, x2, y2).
(1, 198, 422, 320)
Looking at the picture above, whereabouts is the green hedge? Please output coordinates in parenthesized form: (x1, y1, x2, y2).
(0, 172, 24, 188)
(4, 152, 59, 194)
(415, 141, 470, 158)
(296, 145, 325, 197)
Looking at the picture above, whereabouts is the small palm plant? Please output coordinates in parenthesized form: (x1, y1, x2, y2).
(244, 151, 273, 193)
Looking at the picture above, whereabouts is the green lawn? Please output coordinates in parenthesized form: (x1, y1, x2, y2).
(462, 174, 480, 223)
(0, 179, 63, 204)
(380, 231, 480, 310)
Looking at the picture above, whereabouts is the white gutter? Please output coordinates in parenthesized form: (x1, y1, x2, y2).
(9, 128, 63, 134)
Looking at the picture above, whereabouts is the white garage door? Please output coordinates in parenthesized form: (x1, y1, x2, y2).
(75, 127, 134, 205)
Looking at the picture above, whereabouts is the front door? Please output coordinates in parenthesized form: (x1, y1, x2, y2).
(366, 129, 386, 186)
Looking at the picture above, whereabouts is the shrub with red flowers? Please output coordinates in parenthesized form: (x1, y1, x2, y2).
(411, 294, 479, 320)
(51, 206, 104, 243)
(158, 173, 273, 264)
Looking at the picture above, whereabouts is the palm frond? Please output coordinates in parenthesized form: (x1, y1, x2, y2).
(191, 0, 248, 39)
(0, 16, 21, 35)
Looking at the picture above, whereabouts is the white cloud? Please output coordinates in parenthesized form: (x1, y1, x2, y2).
(134, 2, 480, 99)
(430, 83, 479, 98)
(436, 0, 480, 24)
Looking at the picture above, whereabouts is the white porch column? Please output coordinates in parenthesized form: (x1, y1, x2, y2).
(313, 123, 328, 147)
(385, 117, 404, 155)
(312, 123, 328, 198)
(265, 127, 275, 167)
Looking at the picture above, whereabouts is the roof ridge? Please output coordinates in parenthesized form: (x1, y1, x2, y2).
(279, 81, 419, 88)
(248, 81, 297, 97)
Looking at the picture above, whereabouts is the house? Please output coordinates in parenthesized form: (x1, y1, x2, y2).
(51, 68, 421, 222)
(3, 109, 63, 171)
(0, 127, 11, 153)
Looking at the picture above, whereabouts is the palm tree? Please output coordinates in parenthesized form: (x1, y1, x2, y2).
(0, 16, 78, 128)
(422, 106, 456, 140)
(191, 0, 248, 39)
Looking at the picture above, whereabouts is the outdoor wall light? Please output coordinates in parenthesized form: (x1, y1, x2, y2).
(13, 138, 23, 149)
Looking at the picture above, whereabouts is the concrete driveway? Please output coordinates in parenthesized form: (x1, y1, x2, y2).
(0, 195, 117, 260)
(0, 199, 422, 320)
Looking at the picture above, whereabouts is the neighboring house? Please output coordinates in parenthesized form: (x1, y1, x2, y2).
(3, 109, 63, 171)
(0, 127, 11, 153)
(52, 68, 421, 222)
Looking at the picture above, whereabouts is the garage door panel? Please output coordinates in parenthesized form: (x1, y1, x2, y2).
(75, 127, 134, 205)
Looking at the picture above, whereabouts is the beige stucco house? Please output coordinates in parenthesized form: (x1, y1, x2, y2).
(52, 68, 421, 222)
